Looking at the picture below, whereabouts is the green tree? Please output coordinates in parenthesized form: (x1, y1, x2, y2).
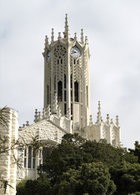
(16, 175, 51, 195)
(54, 162, 116, 195)
(129, 141, 140, 163)
(110, 162, 140, 195)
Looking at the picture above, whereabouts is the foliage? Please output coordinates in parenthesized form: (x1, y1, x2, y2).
(129, 141, 140, 163)
(17, 134, 140, 195)
(110, 162, 140, 195)
(16, 175, 51, 195)
(54, 162, 116, 195)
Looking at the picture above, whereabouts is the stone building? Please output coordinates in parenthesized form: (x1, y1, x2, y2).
(0, 108, 18, 195)
(0, 14, 121, 195)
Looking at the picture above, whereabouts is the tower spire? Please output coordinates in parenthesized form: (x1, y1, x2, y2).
(64, 14, 69, 38)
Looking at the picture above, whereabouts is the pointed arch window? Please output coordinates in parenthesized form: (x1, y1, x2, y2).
(74, 81, 79, 102)
(64, 74, 66, 89)
(71, 74, 72, 89)
(58, 81, 62, 101)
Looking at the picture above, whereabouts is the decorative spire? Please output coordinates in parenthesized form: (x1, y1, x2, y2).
(64, 14, 69, 39)
(115, 115, 119, 126)
(106, 114, 110, 125)
(110, 118, 113, 124)
(26, 121, 29, 126)
(51, 28, 54, 43)
(34, 109, 38, 122)
(38, 112, 41, 120)
(45, 35, 49, 46)
(81, 29, 84, 43)
(89, 114, 93, 126)
(74, 33, 77, 41)
(58, 32, 61, 40)
(85, 36, 88, 44)
(96, 101, 102, 123)
(52, 93, 58, 114)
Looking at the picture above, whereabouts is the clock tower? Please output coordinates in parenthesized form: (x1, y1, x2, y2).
(43, 14, 90, 131)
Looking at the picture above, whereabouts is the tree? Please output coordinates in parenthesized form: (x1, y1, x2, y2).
(16, 175, 51, 195)
(110, 162, 140, 195)
(54, 162, 116, 195)
(129, 141, 140, 163)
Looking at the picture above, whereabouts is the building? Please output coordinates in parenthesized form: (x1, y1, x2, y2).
(0, 14, 121, 195)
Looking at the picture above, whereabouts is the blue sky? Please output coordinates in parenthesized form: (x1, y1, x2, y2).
(0, 0, 140, 148)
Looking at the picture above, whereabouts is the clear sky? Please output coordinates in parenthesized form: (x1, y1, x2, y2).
(0, 0, 140, 148)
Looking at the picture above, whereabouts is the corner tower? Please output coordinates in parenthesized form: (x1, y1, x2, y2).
(43, 14, 90, 131)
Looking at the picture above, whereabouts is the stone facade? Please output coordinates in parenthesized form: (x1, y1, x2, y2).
(0, 108, 18, 195)
(0, 15, 121, 195)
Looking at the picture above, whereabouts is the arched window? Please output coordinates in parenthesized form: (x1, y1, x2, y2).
(64, 74, 66, 89)
(71, 74, 72, 88)
(74, 81, 79, 102)
(58, 81, 62, 101)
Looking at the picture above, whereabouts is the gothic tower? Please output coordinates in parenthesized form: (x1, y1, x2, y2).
(43, 14, 90, 131)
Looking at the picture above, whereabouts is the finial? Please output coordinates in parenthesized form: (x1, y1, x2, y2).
(81, 29, 84, 43)
(74, 33, 77, 41)
(38, 112, 41, 120)
(58, 32, 61, 40)
(34, 109, 38, 122)
(116, 115, 119, 126)
(110, 118, 113, 124)
(89, 114, 93, 126)
(64, 14, 69, 38)
(85, 36, 88, 44)
(26, 121, 29, 126)
(51, 28, 54, 43)
(106, 114, 110, 125)
(96, 101, 102, 123)
(45, 35, 49, 46)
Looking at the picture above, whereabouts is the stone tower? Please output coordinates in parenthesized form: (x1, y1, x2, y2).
(43, 14, 90, 131)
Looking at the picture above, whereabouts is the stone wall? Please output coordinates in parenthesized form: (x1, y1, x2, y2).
(0, 108, 18, 195)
